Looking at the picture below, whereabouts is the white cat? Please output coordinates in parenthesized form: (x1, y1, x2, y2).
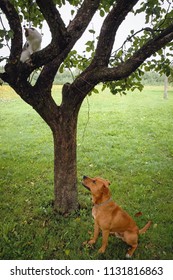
(20, 27, 42, 63)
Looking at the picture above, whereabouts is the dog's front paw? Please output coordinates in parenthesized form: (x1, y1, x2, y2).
(88, 239, 96, 245)
(82, 239, 96, 247)
(125, 253, 132, 258)
(98, 247, 106, 254)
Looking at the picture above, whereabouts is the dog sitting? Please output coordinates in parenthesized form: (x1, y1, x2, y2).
(20, 27, 42, 63)
(82, 176, 151, 258)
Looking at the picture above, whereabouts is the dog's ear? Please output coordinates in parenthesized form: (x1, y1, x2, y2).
(102, 184, 109, 195)
(104, 180, 110, 186)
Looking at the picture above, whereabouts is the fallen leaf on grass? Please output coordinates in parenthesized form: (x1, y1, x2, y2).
(65, 249, 70, 256)
(134, 211, 143, 217)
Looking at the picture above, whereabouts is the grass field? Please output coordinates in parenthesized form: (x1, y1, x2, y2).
(0, 85, 173, 260)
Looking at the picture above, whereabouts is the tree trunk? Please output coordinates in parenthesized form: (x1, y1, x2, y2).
(17, 83, 83, 215)
(52, 109, 79, 214)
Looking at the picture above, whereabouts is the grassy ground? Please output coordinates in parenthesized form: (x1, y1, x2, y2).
(0, 85, 173, 260)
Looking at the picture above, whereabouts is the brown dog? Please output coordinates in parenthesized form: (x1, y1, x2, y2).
(82, 176, 151, 258)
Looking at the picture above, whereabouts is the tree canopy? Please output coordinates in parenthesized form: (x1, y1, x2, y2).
(0, 0, 173, 94)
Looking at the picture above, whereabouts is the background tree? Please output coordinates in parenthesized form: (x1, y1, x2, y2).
(0, 0, 173, 214)
(168, 65, 173, 84)
(164, 74, 168, 99)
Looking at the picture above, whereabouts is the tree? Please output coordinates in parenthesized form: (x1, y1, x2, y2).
(0, 0, 173, 214)
(164, 74, 168, 99)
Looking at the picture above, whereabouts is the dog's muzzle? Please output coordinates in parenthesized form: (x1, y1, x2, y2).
(82, 176, 90, 191)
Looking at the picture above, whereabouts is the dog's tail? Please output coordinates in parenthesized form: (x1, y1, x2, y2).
(139, 221, 152, 234)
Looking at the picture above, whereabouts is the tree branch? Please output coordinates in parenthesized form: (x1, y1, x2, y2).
(15, 0, 68, 78)
(34, 0, 101, 92)
(36, 0, 67, 46)
(29, 0, 101, 70)
(0, 1, 56, 81)
(12, 0, 101, 84)
(91, 0, 139, 67)
(68, 22, 173, 104)
(67, 0, 101, 42)
(0, 0, 22, 63)
(95, 23, 173, 82)
(112, 27, 155, 57)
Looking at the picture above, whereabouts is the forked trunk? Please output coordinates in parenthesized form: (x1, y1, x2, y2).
(52, 110, 78, 214)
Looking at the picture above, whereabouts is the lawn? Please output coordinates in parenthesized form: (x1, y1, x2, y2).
(0, 85, 173, 260)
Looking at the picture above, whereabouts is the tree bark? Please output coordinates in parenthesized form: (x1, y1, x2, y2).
(51, 104, 79, 214)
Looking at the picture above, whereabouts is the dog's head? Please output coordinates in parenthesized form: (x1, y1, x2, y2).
(82, 176, 111, 204)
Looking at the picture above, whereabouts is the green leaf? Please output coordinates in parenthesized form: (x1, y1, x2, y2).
(89, 29, 95, 34)
(0, 29, 6, 37)
(71, 10, 75, 16)
(92, 88, 99, 94)
(59, 64, 64, 73)
(100, 9, 105, 17)
(65, 249, 70, 256)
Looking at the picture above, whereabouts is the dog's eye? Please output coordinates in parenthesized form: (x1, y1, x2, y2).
(93, 180, 96, 184)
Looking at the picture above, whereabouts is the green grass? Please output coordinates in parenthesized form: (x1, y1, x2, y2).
(0, 85, 173, 260)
